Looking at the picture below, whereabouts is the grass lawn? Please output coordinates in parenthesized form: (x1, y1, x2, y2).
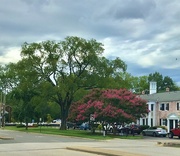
(4, 126, 143, 140)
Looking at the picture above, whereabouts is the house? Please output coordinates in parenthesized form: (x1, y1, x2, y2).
(139, 81, 180, 132)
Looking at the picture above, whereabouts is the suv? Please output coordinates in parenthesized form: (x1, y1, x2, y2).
(168, 125, 180, 139)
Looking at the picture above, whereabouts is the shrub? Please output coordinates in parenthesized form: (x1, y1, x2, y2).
(97, 124, 102, 131)
(33, 124, 38, 127)
(16, 124, 25, 128)
(139, 125, 149, 132)
(153, 126, 167, 131)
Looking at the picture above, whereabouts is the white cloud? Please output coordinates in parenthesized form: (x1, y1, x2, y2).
(0, 0, 180, 85)
(0, 47, 21, 65)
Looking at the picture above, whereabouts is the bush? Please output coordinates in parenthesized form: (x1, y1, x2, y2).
(139, 125, 149, 132)
(16, 124, 25, 128)
(32, 124, 38, 127)
(153, 126, 167, 131)
(97, 124, 102, 131)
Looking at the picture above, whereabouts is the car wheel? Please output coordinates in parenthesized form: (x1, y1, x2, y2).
(168, 132, 173, 138)
(178, 136, 180, 139)
(163, 135, 166, 137)
(153, 132, 157, 137)
(142, 132, 146, 136)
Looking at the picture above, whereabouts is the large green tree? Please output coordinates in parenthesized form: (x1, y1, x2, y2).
(15, 36, 127, 130)
(148, 72, 179, 92)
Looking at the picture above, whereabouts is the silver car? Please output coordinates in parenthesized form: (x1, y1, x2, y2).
(142, 127, 167, 137)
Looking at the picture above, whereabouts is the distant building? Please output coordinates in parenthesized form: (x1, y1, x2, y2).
(139, 82, 180, 132)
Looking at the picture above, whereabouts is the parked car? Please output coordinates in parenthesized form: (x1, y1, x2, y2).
(129, 124, 141, 135)
(117, 125, 131, 135)
(52, 119, 61, 124)
(104, 124, 113, 133)
(66, 122, 76, 129)
(168, 125, 180, 139)
(79, 123, 90, 130)
(142, 127, 167, 137)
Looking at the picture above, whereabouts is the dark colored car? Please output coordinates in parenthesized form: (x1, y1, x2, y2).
(130, 125, 141, 135)
(66, 122, 76, 129)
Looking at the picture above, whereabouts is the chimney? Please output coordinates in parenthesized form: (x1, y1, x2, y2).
(150, 81, 157, 94)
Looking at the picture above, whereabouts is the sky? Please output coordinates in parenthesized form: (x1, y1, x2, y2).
(0, 0, 180, 86)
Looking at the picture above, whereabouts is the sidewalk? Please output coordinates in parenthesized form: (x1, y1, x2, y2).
(67, 146, 146, 156)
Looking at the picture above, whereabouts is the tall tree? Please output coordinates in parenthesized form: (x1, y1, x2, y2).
(162, 76, 179, 91)
(148, 72, 179, 92)
(17, 36, 126, 130)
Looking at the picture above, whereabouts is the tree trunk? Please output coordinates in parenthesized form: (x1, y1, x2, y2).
(25, 117, 28, 130)
(60, 105, 68, 130)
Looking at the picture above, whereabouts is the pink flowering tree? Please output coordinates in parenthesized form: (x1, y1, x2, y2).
(69, 88, 148, 125)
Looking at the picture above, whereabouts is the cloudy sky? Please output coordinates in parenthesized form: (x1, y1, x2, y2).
(1, 0, 180, 85)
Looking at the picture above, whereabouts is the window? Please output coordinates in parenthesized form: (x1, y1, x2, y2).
(166, 103, 169, 111)
(143, 119, 145, 125)
(151, 104, 154, 111)
(163, 119, 167, 126)
(160, 103, 169, 111)
(160, 119, 167, 126)
(177, 103, 180, 110)
(160, 103, 164, 110)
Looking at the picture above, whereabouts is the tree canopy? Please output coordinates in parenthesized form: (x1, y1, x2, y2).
(5, 36, 127, 129)
(0, 36, 179, 130)
(148, 72, 179, 92)
(68, 88, 148, 124)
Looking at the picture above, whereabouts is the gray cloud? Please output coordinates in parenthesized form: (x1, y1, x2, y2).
(0, 0, 180, 85)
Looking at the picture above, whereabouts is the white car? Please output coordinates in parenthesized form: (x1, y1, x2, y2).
(142, 127, 167, 137)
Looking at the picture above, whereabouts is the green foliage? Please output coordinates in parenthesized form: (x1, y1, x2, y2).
(97, 124, 103, 131)
(139, 125, 149, 131)
(47, 114, 52, 123)
(148, 72, 179, 92)
(153, 126, 167, 131)
(16, 124, 25, 128)
(2, 36, 179, 132)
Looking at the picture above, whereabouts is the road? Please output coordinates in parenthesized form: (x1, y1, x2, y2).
(0, 129, 180, 156)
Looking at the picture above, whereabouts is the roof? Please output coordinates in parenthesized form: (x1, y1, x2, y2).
(139, 91, 180, 102)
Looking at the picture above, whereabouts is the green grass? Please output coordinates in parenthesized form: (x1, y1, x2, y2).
(5, 126, 143, 140)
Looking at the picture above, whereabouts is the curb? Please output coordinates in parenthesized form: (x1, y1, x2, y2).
(157, 142, 180, 147)
(0, 136, 14, 140)
(67, 146, 147, 156)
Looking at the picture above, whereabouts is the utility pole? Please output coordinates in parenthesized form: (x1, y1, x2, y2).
(0, 91, 2, 128)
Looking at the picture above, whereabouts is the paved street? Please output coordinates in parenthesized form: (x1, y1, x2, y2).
(0, 129, 180, 156)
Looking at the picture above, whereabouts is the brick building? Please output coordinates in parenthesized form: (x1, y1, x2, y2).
(139, 82, 180, 132)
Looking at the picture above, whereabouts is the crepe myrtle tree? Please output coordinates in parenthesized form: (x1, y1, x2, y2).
(69, 88, 148, 130)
